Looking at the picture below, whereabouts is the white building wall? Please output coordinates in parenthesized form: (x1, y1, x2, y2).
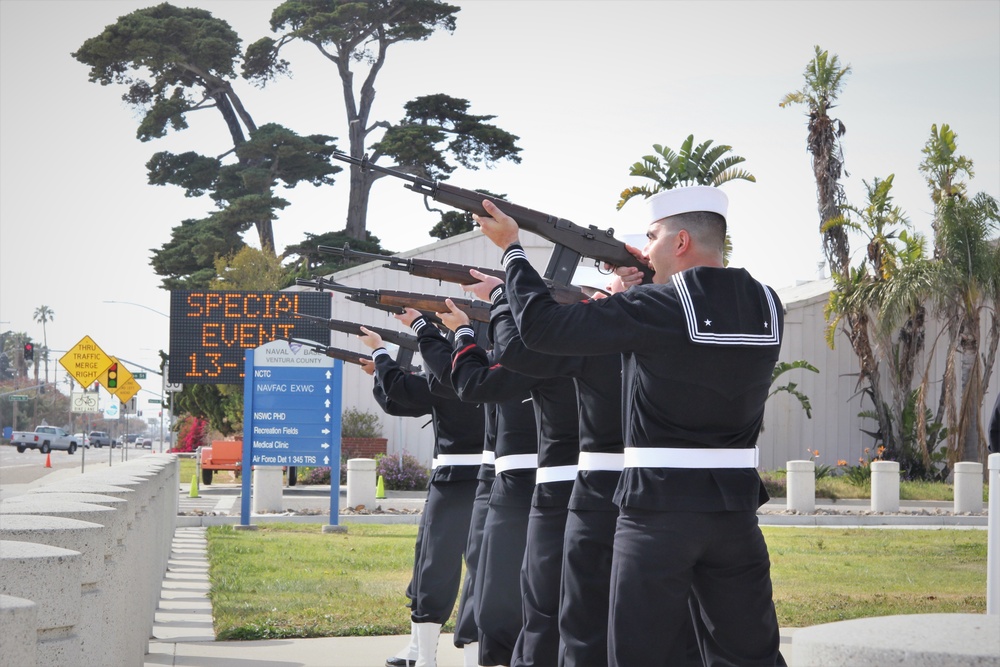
(759, 278, 1000, 472)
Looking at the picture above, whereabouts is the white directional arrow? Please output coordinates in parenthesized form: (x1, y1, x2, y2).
(321, 442, 330, 449)
(325, 384, 331, 394)
(325, 370, 332, 379)
(324, 399, 331, 408)
(323, 456, 330, 465)
(321, 428, 330, 435)
(324, 414, 331, 422)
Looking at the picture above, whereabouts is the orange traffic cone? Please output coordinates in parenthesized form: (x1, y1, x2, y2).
(44, 453, 52, 468)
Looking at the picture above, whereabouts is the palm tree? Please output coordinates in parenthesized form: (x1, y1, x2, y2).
(919, 123, 974, 256)
(780, 45, 852, 278)
(617, 134, 755, 210)
(918, 125, 1000, 464)
(33, 305, 54, 385)
(824, 176, 938, 474)
(924, 189, 1000, 462)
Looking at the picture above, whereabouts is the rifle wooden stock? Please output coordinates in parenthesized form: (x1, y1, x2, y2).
(287, 337, 369, 366)
(318, 243, 595, 304)
(293, 312, 421, 352)
(330, 152, 654, 282)
(319, 243, 506, 285)
(347, 290, 492, 324)
(322, 346, 369, 366)
(296, 277, 445, 324)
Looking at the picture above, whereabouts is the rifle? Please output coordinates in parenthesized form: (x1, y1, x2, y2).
(297, 277, 492, 324)
(292, 311, 420, 352)
(296, 276, 444, 325)
(288, 337, 421, 374)
(287, 337, 370, 367)
(329, 152, 654, 285)
(318, 244, 605, 303)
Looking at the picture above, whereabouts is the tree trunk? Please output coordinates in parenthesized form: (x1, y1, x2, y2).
(846, 311, 893, 453)
(345, 167, 372, 240)
(957, 313, 984, 462)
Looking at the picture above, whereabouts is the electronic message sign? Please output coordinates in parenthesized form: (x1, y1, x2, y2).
(168, 290, 331, 385)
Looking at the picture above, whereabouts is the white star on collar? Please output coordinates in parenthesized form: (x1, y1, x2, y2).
(703, 319, 712, 326)
(764, 322, 769, 329)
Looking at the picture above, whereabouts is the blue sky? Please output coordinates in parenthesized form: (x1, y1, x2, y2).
(1, 0, 997, 409)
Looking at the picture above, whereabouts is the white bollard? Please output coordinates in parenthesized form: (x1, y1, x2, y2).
(0, 541, 82, 667)
(871, 460, 900, 513)
(953, 462, 984, 514)
(252, 466, 285, 514)
(346, 458, 377, 509)
(0, 499, 127, 666)
(0, 594, 38, 667)
(786, 460, 816, 513)
(987, 453, 1000, 615)
(0, 515, 104, 667)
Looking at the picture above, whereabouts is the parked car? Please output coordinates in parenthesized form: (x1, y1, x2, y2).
(117, 433, 140, 447)
(72, 432, 91, 448)
(9, 426, 81, 454)
(88, 431, 111, 448)
(136, 437, 153, 449)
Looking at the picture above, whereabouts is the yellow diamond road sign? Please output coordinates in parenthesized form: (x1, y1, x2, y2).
(59, 336, 114, 387)
(97, 357, 137, 398)
(97, 357, 129, 393)
(115, 376, 141, 405)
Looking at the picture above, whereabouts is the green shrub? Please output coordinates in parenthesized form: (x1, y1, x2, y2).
(376, 452, 428, 491)
(341, 408, 383, 438)
(760, 470, 787, 498)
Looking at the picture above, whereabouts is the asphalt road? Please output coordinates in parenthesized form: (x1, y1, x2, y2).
(0, 442, 162, 500)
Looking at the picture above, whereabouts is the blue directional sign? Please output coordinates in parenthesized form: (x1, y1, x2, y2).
(241, 339, 344, 526)
(243, 339, 343, 467)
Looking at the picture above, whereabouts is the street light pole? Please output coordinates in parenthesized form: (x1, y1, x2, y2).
(101, 301, 169, 319)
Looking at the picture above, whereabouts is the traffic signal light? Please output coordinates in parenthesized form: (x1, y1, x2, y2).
(108, 363, 118, 389)
(23, 343, 33, 361)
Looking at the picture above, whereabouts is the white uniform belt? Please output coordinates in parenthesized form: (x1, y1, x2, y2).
(432, 454, 483, 469)
(623, 446, 759, 469)
(481, 451, 496, 465)
(535, 465, 578, 484)
(576, 452, 625, 472)
(494, 453, 538, 473)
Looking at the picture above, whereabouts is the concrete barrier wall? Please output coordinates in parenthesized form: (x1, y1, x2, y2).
(0, 455, 178, 667)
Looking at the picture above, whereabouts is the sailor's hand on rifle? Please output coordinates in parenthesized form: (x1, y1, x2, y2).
(437, 298, 471, 332)
(463, 268, 503, 302)
(603, 242, 648, 292)
(393, 307, 422, 329)
(357, 326, 384, 350)
(359, 358, 376, 376)
(474, 200, 521, 250)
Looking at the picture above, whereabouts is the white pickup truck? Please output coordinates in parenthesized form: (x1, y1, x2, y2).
(9, 426, 81, 454)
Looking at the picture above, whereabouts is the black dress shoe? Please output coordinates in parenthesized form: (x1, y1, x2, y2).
(385, 658, 415, 667)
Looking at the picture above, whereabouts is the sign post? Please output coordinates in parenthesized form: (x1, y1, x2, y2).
(241, 339, 343, 528)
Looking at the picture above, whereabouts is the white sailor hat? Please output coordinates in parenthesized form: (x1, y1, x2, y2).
(645, 185, 728, 224)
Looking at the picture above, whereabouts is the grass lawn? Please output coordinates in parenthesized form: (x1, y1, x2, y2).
(178, 455, 197, 484)
(205, 523, 988, 640)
